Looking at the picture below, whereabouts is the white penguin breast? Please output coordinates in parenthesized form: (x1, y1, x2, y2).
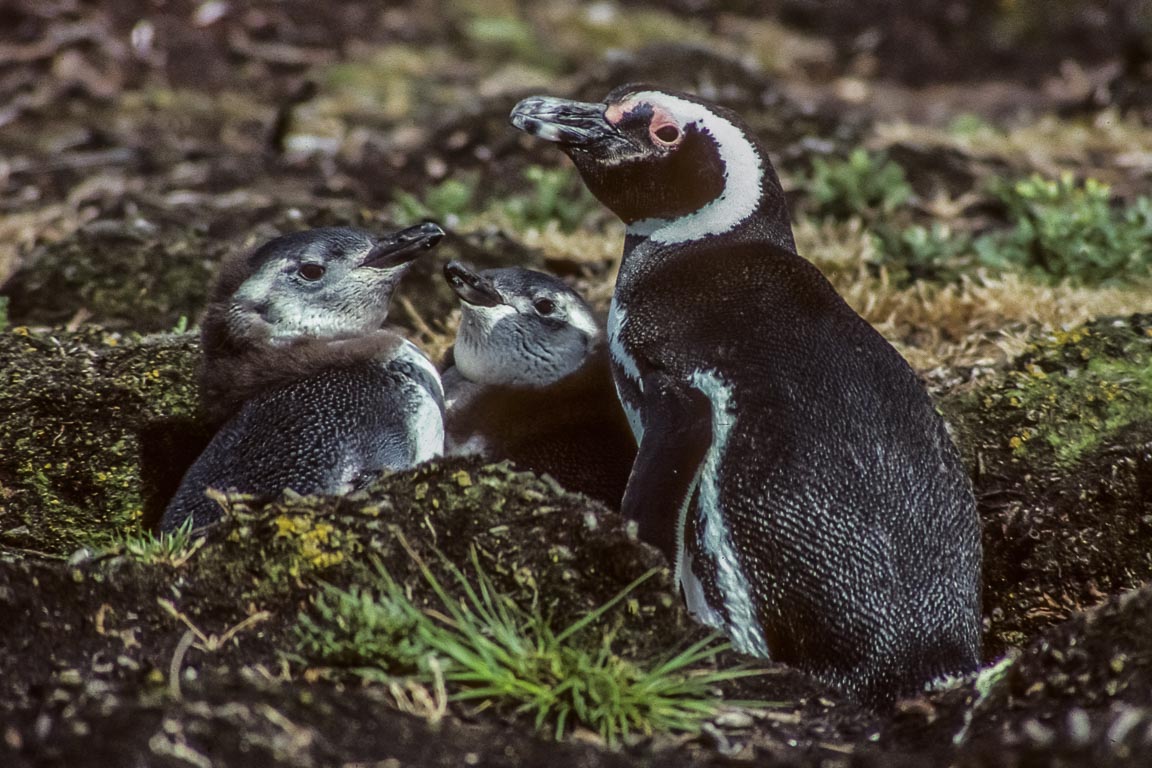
(395, 339, 445, 463)
(411, 394, 445, 463)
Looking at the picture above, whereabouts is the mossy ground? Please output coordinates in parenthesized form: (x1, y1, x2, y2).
(940, 316, 1152, 657)
(0, 328, 203, 554)
(957, 316, 1152, 469)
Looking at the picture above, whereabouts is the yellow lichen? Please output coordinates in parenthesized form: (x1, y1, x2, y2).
(273, 514, 345, 570)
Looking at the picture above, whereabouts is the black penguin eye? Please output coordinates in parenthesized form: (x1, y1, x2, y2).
(653, 125, 680, 144)
(298, 263, 326, 281)
(533, 298, 556, 316)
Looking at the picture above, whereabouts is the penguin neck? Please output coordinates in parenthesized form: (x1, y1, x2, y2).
(199, 330, 409, 423)
(623, 170, 795, 256)
(619, 188, 796, 288)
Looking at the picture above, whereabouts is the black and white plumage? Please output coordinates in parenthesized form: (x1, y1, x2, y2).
(511, 85, 981, 707)
(161, 224, 446, 532)
(441, 262, 635, 508)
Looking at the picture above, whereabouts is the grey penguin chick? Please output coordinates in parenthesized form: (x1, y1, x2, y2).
(161, 224, 446, 532)
(441, 261, 636, 508)
(511, 86, 981, 707)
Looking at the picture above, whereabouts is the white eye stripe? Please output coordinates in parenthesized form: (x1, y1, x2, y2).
(624, 91, 764, 246)
(564, 300, 600, 339)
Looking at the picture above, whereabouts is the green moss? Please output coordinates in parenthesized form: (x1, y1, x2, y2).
(962, 315, 1152, 468)
(0, 328, 201, 553)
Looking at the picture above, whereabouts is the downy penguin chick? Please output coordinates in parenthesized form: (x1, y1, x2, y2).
(442, 261, 636, 508)
(511, 86, 981, 707)
(161, 224, 446, 532)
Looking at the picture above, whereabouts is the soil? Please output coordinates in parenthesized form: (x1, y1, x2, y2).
(3, 1, 1152, 766)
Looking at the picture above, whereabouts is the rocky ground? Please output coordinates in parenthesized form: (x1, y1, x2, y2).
(3, 1, 1152, 766)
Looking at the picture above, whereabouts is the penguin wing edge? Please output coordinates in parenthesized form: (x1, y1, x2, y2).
(620, 374, 712, 561)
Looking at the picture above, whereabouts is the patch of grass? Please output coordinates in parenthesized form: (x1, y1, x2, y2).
(972, 316, 1152, 467)
(296, 546, 757, 745)
(871, 222, 973, 286)
(498, 166, 602, 232)
(392, 166, 601, 233)
(118, 517, 203, 567)
(391, 174, 480, 227)
(975, 173, 1152, 285)
(463, 15, 555, 69)
(0, 295, 7, 333)
(796, 217, 1152, 371)
(803, 148, 912, 220)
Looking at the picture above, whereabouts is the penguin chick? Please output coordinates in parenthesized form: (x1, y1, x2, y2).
(199, 224, 442, 422)
(441, 261, 636, 508)
(511, 86, 981, 708)
(161, 224, 446, 532)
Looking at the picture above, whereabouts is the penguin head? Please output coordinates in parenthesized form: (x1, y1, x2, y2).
(510, 85, 791, 248)
(443, 261, 599, 387)
(215, 223, 444, 347)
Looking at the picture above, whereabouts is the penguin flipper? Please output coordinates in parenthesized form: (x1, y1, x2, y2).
(621, 376, 711, 561)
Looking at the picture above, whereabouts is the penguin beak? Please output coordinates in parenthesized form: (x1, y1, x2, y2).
(443, 261, 502, 308)
(510, 96, 617, 147)
(363, 221, 446, 269)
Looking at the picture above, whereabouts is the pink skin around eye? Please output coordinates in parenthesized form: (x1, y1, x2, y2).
(606, 99, 682, 145)
(648, 107, 681, 145)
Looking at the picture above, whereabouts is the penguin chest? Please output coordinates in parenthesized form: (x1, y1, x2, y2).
(607, 297, 644, 440)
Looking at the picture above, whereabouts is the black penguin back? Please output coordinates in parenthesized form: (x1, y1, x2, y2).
(161, 355, 442, 532)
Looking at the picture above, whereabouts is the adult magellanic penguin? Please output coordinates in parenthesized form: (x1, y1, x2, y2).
(510, 85, 981, 707)
(441, 261, 635, 508)
(161, 224, 446, 532)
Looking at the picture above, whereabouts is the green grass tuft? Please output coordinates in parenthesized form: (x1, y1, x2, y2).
(296, 546, 760, 745)
(391, 174, 481, 227)
(117, 517, 203, 567)
(391, 166, 601, 233)
(497, 165, 602, 232)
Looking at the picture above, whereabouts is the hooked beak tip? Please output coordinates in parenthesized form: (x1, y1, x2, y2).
(362, 222, 445, 269)
(443, 260, 502, 308)
(509, 96, 611, 146)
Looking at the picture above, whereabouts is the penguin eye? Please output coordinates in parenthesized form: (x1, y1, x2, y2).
(653, 124, 680, 145)
(533, 298, 556, 316)
(298, 263, 326, 281)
